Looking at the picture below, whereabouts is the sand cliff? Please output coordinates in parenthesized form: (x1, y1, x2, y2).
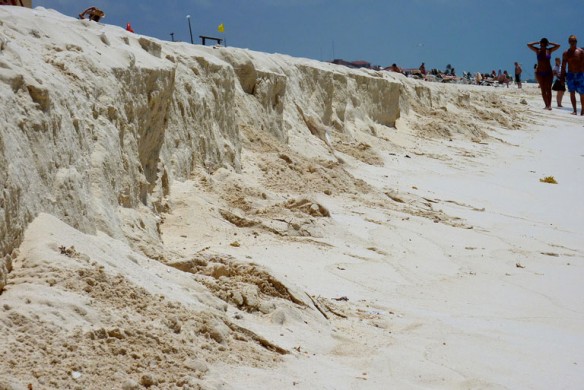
(0, 7, 406, 278)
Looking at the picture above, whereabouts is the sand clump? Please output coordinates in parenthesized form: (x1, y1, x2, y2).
(0, 228, 285, 389)
(169, 254, 306, 314)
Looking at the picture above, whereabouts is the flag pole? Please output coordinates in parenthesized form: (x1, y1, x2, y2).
(187, 15, 193, 44)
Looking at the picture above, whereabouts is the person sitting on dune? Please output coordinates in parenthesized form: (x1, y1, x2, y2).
(388, 63, 403, 73)
(79, 7, 105, 22)
(475, 72, 483, 85)
(498, 70, 510, 87)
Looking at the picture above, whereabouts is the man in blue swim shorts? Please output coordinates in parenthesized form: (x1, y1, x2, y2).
(561, 35, 584, 115)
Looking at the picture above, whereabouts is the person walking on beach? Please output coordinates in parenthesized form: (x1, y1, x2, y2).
(514, 62, 522, 88)
(528, 38, 561, 110)
(552, 57, 565, 107)
(560, 35, 584, 115)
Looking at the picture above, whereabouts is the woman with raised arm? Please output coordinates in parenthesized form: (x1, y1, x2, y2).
(528, 38, 561, 110)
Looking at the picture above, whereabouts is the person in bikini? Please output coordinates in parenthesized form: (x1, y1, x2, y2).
(560, 35, 584, 115)
(528, 38, 561, 110)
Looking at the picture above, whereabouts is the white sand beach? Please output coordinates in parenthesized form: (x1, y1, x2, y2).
(1, 6, 583, 390)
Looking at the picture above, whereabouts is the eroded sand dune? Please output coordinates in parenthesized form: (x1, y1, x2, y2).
(1, 6, 583, 390)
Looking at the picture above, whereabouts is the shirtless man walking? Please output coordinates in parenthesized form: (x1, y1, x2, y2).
(560, 35, 584, 115)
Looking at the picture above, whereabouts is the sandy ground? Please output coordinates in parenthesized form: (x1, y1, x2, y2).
(154, 87, 584, 389)
(2, 80, 583, 389)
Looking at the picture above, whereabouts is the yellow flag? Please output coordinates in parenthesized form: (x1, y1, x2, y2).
(218, 23, 225, 33)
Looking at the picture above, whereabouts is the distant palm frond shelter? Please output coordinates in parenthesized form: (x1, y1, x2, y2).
(0, 0, 32, 7)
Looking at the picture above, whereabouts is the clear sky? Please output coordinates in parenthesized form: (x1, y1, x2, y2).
(34, 0, 583, 79)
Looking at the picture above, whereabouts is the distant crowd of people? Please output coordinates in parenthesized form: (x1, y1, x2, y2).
(385, 62, 461, 82)
(386, 61, 518, 87)
(385, 35, 583, 116)
(528, 35, 584, 115)
(472, 70, 512, 87)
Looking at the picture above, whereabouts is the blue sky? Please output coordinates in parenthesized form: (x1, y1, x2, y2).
(34, 0, 583, 79)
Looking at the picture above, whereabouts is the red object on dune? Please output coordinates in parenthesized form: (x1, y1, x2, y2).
(126, 23, 134, 33)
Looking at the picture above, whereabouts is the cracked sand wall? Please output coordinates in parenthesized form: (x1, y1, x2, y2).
(0, 7, 401, 289)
